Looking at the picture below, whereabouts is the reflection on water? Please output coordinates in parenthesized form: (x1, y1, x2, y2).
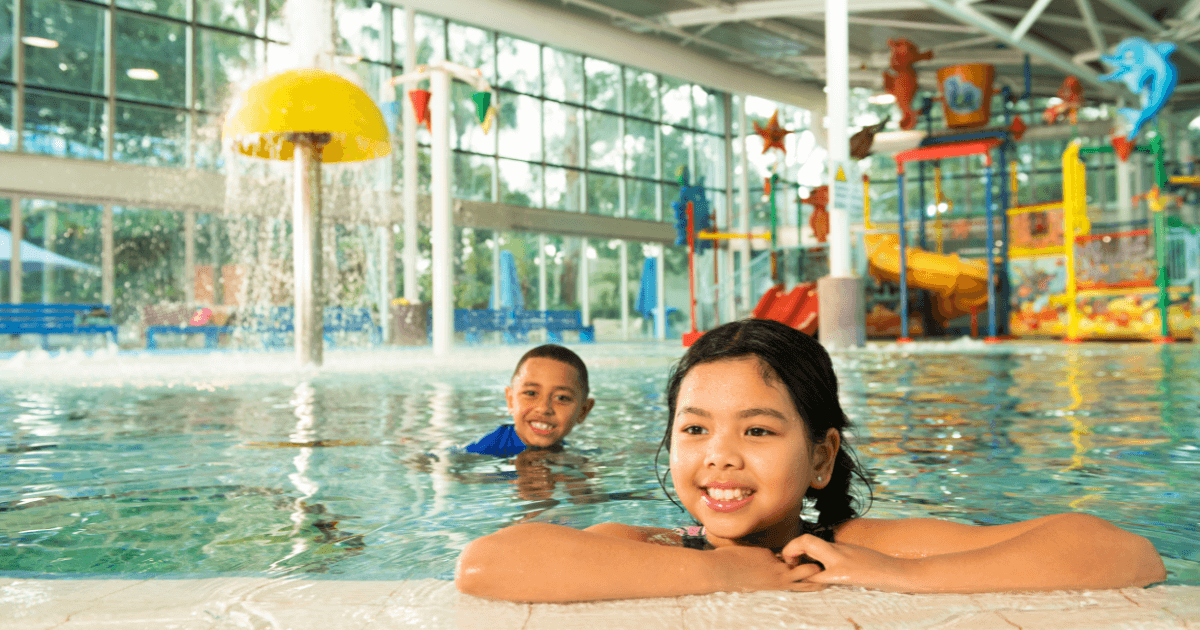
(0, 344, 1197, 584)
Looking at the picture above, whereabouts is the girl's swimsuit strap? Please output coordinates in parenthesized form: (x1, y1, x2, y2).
(672, 520, 838, 549)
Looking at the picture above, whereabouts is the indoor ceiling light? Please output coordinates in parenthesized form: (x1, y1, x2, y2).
(22, 36, 60, 49)
(126, 68, 160, 81)
(867, 93, 897, 105)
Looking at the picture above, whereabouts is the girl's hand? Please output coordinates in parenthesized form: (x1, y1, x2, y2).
(780, 534, 916, 592)
(706, 545, 826, 593)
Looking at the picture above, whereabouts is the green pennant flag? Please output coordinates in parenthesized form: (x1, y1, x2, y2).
(472, 92, 492, 125)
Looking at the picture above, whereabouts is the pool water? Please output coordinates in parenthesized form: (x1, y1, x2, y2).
(1, 342, 1197, 585)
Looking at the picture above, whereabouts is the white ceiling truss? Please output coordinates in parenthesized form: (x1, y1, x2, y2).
(528, 0, 1200, 117)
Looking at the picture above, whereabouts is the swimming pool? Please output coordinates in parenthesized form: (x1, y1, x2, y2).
(1, 341, 1198, 625)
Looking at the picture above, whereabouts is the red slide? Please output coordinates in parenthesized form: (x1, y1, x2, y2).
(752, 283, 818, 336)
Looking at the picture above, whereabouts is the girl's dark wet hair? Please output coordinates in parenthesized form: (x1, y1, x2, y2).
(655, 319, 872, 528)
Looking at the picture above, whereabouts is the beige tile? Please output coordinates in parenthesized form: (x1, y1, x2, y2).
(363, 604, 459, 630)
(970, 589, 1142, 612)
(53, 617, 216, 630)
(0, 579, 143, 624)
(680, 590, 855, 629)
(385, 578, 461, 607)
(244, 579, 404, 606)
(822, 588, 984, 628)
(525, 597, 684, 630)
(221, 601, 384, 630)
(1123, 585, 1200, 624)
(1000, 606, 1185, 629)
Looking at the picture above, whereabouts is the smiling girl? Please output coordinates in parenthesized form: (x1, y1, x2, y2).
(455, 319, 1165, 602)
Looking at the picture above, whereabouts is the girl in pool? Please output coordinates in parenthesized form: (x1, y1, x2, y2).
(456, 319, 1166, 602)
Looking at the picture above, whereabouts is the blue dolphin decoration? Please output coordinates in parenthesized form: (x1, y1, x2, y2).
(1098, 37, 1178, 143)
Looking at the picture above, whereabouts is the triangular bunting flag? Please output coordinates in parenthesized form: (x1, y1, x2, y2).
(409, 89, 432, 131)
(481, 105, 498, 134)
(472, 92, 492, 124)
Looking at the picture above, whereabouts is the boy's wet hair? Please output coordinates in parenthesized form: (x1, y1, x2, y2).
(513, 344, 590, 398)
(657, 318, 872, 528)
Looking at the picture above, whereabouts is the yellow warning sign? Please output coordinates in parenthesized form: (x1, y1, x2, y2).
(835, 165, 847, 182)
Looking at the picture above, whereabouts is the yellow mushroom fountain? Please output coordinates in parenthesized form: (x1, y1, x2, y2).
(222, 69, 390, 366)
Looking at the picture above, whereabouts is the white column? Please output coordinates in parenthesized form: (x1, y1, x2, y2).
(430, 68, 453, 356)
(1179, 117, 1198, 223)
(402, 6, 419, 305)
(102, 204, 114, 306)
(825, 0, 851, 278)
(619, 241, 629, 340)
(580, 237, 590, 326)
(42, 210, 55, 303)
(538, 234, 547, 311)
(722, 92, 735, 322)
(377, 225, 392, 343)
(491, 233, 501, 309)
(738, 96, 751, 313)
(184, 211, 195, 306)
(1115, 154, 1133, 224)
(293, 142, 322, 367)
(9, 197, 21, 303)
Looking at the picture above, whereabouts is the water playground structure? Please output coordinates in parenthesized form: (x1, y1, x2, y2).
(672, 37, 1200, 347)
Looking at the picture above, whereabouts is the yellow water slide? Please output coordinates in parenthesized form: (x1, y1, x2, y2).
(864, 233, 990, 323)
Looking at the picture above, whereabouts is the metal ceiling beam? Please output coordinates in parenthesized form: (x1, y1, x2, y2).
(791, 14, 978, 33)
(976, 4, 1135, 37)
(1093, 0, 1200, 69)
(1182, 0, 1200, 22)
(397, 0, 828, 110)
(660, 0, 925, 28)
(750, 19, 827, 52)
(1011, 0, 1054, 42)
(919, 0, 1112, 92)
(847, 16, 977, 33)
(1072, 0, 1108, 55)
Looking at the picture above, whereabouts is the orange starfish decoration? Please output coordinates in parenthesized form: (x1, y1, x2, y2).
(753, 110, 791, 154)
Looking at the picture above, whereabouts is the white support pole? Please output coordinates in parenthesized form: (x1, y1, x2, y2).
(580, 237, 590, 326)
(818, 0, 865, 349)
(538, 234, 548, 311)
(619, 241, 629, 340)
(825, 0, 851, 279)
(9, 197, 21, 303)
(184, 211, 195, 306)
(738, 97, 751, 313)
(430, 68, 453, 356)
(42, 210, 55, 303)
(293, 141, 322, 367)
(102, 204, 114, 306)
(402, 7, 419, 306)
(722, 92, 736, 323)
(378, 225, 392, 343)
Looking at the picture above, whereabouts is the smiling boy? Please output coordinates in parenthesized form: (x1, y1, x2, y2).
(464, 344, 595, 457)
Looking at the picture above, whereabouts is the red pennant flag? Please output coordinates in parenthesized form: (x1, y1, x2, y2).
(1112, 136, 1134, 162)
(409, 89, 432, 131)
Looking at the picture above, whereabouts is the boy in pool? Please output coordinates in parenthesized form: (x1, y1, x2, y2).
(463, 344, 595, 457)
(455, 319, 1166, 602)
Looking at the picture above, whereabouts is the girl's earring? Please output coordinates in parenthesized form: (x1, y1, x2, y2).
(816, 476, 823, 482)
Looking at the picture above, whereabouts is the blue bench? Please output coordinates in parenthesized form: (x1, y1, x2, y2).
(250, 306, 382, 348)
(446, 309, 595, 344)
(145, 325, 233, 350)
(0, 303, 119, 349)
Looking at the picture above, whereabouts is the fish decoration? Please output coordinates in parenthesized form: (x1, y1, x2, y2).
(1098, 37, 1178, 159)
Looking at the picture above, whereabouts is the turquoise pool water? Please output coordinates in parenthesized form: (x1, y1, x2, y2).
(1, 343, 1197, 584)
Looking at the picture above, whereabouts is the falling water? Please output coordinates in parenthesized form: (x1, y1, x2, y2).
(214, 0, 397, 349)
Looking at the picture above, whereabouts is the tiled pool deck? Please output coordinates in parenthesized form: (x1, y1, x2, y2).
(2, 578, 1197, 629)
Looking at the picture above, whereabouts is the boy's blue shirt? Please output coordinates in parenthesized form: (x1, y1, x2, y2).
(463, 424, 528, 457)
